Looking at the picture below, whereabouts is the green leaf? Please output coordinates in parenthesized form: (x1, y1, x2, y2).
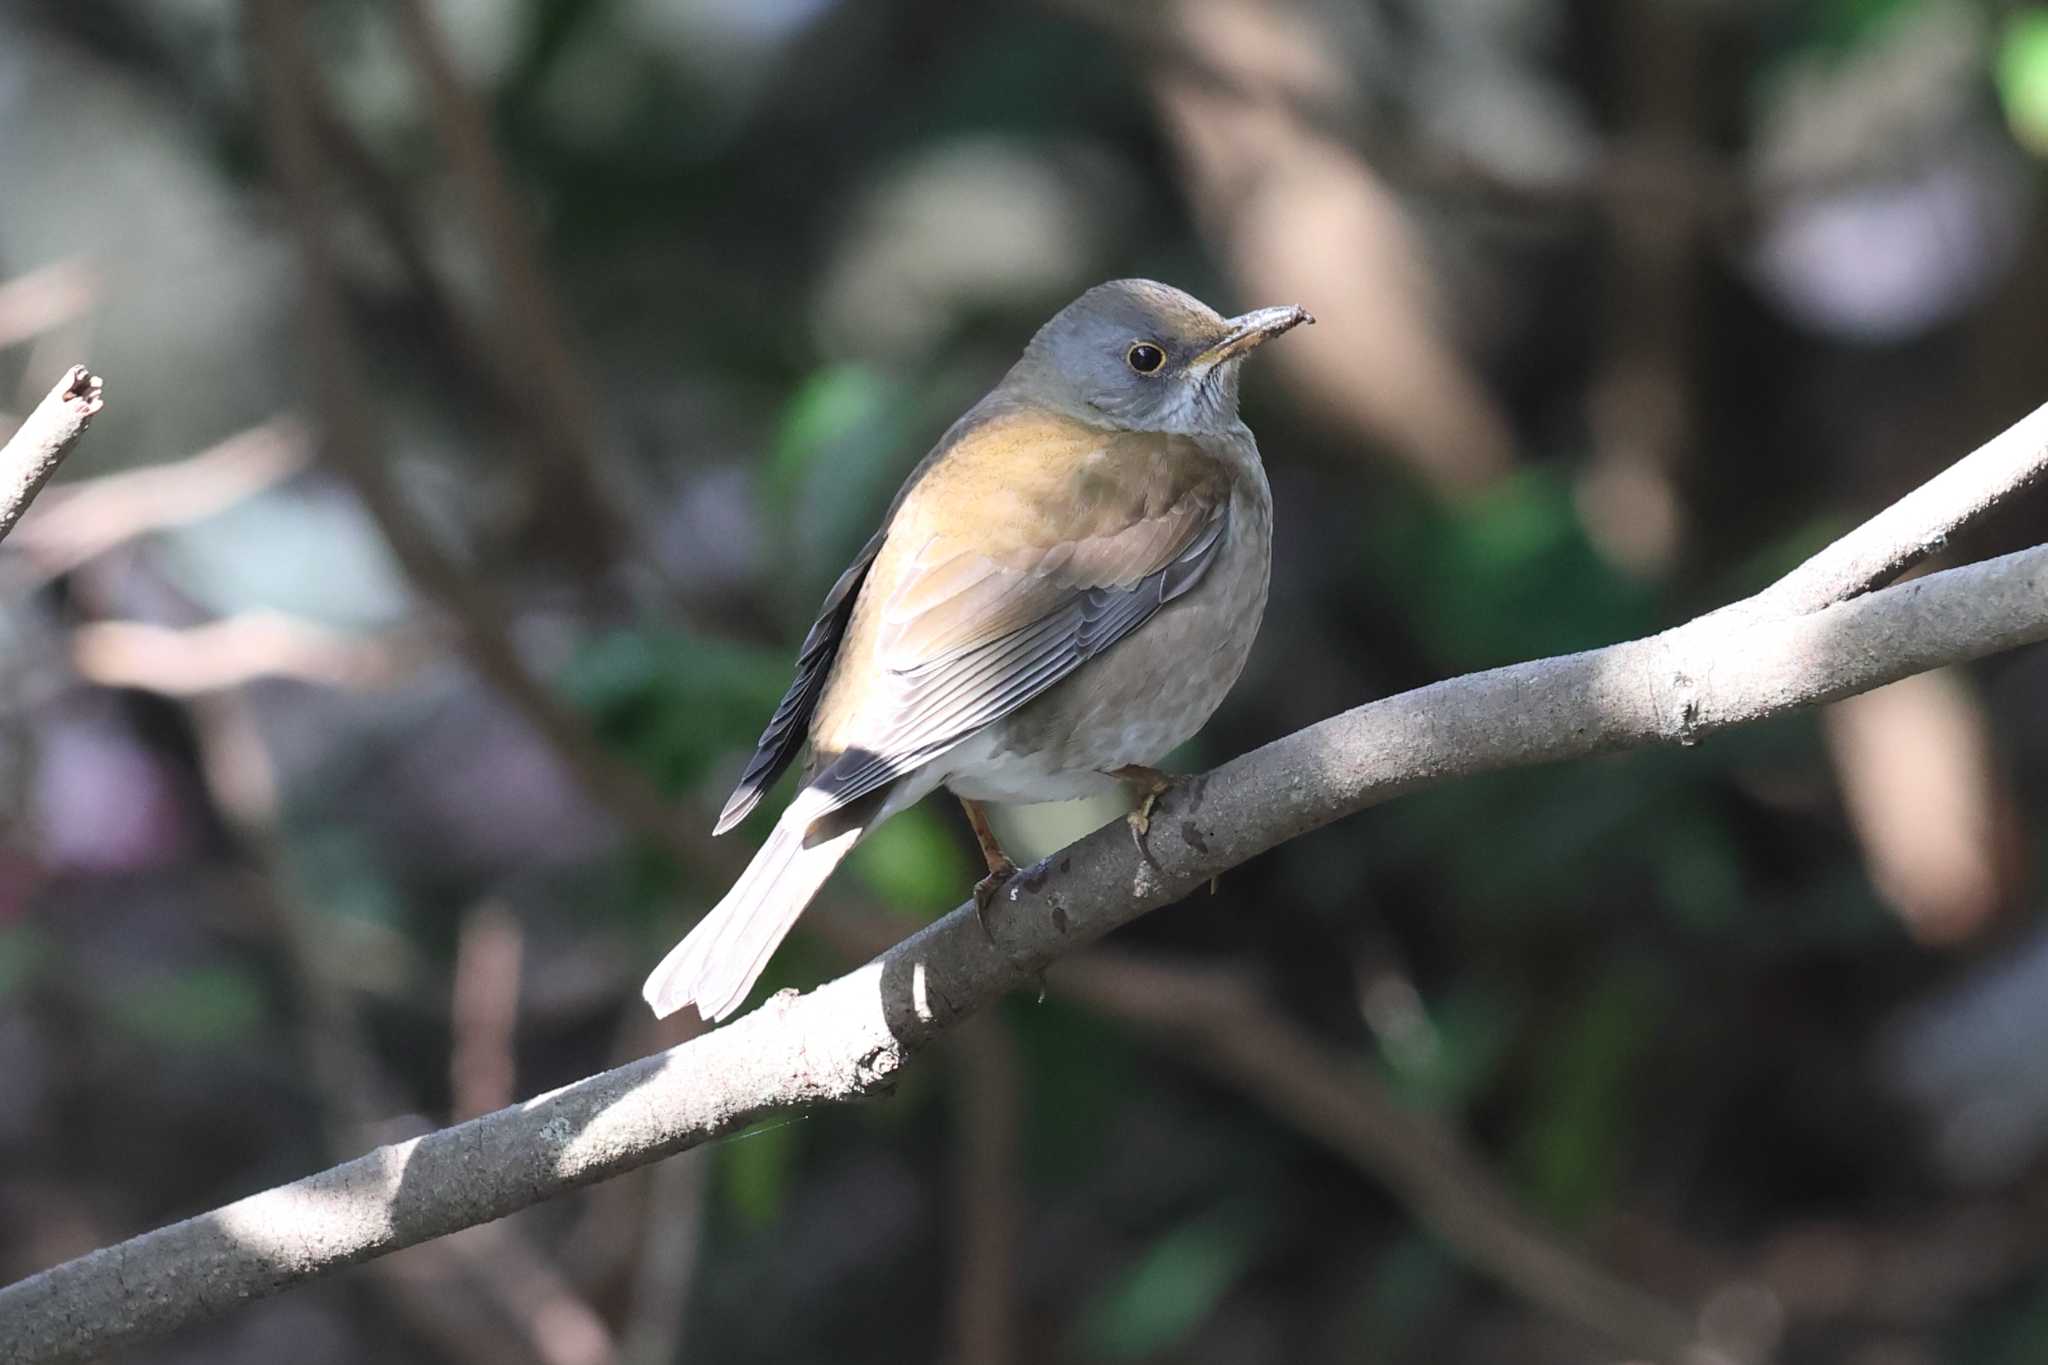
(1079, 1206, 1264, 1360)
(1998, 9, 2048, 156)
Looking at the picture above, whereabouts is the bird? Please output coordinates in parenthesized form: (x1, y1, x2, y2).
(644, 279, 1312, 1022)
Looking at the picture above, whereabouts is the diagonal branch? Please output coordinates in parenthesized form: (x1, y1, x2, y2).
(1752, 398, 2048, 617)
(387, 0, 657, 575)
(2, 389, 2044, 1359)
(0, 365, 103, 543)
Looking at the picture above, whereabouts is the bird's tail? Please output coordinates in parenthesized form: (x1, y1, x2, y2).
(642, 787, 863, 1022)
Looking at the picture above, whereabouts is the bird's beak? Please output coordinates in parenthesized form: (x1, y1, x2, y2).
(1188, 304, 1315, 373)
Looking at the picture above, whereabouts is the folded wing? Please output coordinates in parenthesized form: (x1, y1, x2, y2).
(806, 476, 1229, 812)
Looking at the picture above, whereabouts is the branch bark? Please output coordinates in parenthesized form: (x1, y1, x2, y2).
(0, 365, 103, 543)
(3, 368, 2045, 1358)
(1749, 397, 2048, 616)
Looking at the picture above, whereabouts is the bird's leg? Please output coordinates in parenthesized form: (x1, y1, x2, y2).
(1106, 764, 1174, 865)
(959, 797, 1018, 938)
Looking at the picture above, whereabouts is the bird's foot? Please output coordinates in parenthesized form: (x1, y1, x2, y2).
(958, 796, 1023, 945)
(1108, 765, 1174, 866)
(971, 856, 1020, 944)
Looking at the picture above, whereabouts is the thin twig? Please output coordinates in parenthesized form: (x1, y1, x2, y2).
(0, 260, 97, 354)
(1753, 399, 2048, 617)
(6, 416, 307, 578)
(616, 1151, 708, 1365)
(948, 1018, 1022, 1365)
(0, 365, 103, 543)
(388, 0, 657, 575)
(67, 612, 417, 695)
(450, 903, 524, 1121)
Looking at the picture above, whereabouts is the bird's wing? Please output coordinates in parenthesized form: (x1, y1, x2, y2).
(714, 528, 885, 834)
(804, 419, 1233, 815)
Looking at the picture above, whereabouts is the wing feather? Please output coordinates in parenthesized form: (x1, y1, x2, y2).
(713, 529, 886, 835)
(807, 486, 1229, 812)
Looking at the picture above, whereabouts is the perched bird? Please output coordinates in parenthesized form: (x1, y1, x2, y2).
(645, 279, 1311, 1021)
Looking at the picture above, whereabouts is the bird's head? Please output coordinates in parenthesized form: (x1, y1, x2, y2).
(1012, 278, 1312, 434)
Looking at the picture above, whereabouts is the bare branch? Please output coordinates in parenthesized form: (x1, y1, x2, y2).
(3, 510, 2043, 1360)
(0, 261, 96, 354)
(450, 903, 524, 1121)
(68, 613, 418, 695)
(388, 0, 659, 577)
(1753, 398, 2048, 616)
(0, 365, 103, 544)
(7, 416, 307, 578)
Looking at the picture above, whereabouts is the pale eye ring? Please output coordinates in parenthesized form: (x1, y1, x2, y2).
(1125, 341, 1166, 375)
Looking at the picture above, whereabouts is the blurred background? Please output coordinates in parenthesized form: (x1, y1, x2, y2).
(3, 0, 2048, 1362)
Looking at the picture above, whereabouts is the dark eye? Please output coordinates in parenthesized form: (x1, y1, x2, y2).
(1125, 342, 1166, 375)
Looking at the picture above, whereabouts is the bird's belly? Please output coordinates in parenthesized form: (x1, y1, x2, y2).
(939, 737, 1123, 804)
(942, 490, 1271, 803)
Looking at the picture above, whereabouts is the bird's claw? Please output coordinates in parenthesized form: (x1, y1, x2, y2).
(972, 858, 1019, 945)
(1116, 768, 1173, 870)
(1126, 789, 1160, 840)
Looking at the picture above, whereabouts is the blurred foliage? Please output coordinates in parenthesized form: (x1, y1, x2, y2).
(3, 0, 2048, 1362)
(1079, 1203, 1270, 1359)
(566, 628, 790, 796)
(1998, 8, 2048, 155)
(1363, 469, 1657, 670)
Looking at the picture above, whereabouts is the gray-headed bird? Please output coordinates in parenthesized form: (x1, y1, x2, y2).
(645, 279, 1311, 1022)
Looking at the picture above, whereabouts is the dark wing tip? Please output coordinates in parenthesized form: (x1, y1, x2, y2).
(713, 781, 764, 836)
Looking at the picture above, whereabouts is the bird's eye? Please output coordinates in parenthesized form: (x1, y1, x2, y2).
(1125, 342, 1166, 375)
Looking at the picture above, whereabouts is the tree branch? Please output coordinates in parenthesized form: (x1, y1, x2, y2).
(0, 365, 103, 544)
(1751, 398, 2048, 617)
(3, 370, 2045, 1357)
(388, 0, 661, 582)
(6, 416, 307, 578)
